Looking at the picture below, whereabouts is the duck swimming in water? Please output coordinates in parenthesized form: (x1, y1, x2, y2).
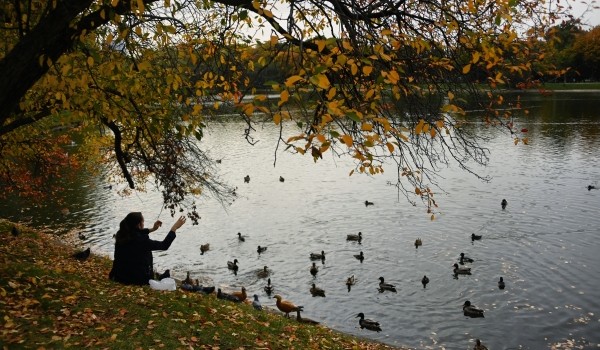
(310, 283, 326, 297)
(364, 200, 374, 206)
(414, 238, 422, 248)
(421, 275, 429, 288)
(309, 250, 325, 260)
(257, 245, 267, 254)
(354, 251, 364, 262)
(453, 263, 471, 275)
(264, 278, 274, 295)
(463, 300, 484, 318)
(356, 312, 382, 332)
(501, 198, 508, 209)
(347, 231, 362, 242)
(460, 252, 474, 264)
(256, 265, 270, 278)
(378, 276, 397, 292)
(498, 277, 505, 290)
(471, 233, 482, 241)
(310, 262, 319, 276)
(227, 259, 239, 271)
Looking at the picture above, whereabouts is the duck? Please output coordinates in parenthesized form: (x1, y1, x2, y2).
(498, 277, 505, 289)
(279, 176, 285, 182)
(588, 185, 596, 191)
(237, 232, 245, 242)
(217, 288, 241, 302)
(453, 263, 471, 275)
(310, 262, 319, 276)
(346, 275, 355, 292)
(257, 245, 267, 254)
(155, 269, 170, 280)
(459, 252, 474, 264)
(72, 247, 90, 261)
(264, 278, 274, 295)
(200, 243, 210, 255)
(463, 300, 484, 318)
(501, 198, 508, 209)
(414, 238, 422, 248)
(273, 294, 303, 317)
(364, 200, 374, 206)
(252, 294, 262, 310)
(309, 250, 325, 260)
(474, 338, 489, 350)
(378, 276, 397, 292)
(78, 232, 86, 240)
(354, 251, 364, 262)
(471, 233, 482, 241)
(243, 175, 250, 183)
(232, 286, 247, 301)
(296, 309, 320, 324)
(183, 271, 193, 285)
(347, 231, 362, 242)
(216, 159, 222, 164)
(192, 280, 215, 294)
(310, 283, 326, 297)
(421, 275, 429, 288)
(256, 265, 270, 278)
(227, 259, 239, 271)
(356, 312, 382, 332)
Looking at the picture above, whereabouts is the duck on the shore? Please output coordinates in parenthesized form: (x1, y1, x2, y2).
(264, 278, 274, 295)
(354, 251, 364, 262)
(310, 283, 326, 297)
(183, 271, 193, 285)
(378, 276, 397, 292)
(356, 312, 382, 332)
(78, 232, 86, 240)
(347, 232, 362, 242)
(421, 275, 429, 288)
(310, 262, 319, 276)
(217, 288, 241, 302)
(232, 286, 247, 301)
(463, 300, 484, 318)
(498, 277, 506, 290)
(72, 247, 90, 261)
(296, 309, 319, 324)
(273, 294, 303, 317)
(310, 250, 325, 260)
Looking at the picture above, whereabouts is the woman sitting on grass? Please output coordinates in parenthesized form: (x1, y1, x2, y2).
(109, 212, 186, 285)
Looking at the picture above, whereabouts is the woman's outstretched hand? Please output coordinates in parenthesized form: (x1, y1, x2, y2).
(170, 216, 186, 232)
(151, 220, 163, 232)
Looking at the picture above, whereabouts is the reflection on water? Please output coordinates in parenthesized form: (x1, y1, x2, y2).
(2, 91, 600, 349)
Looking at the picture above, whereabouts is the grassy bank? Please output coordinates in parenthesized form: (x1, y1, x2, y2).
(538, 82, 600, 90)
(0, 220, 408, 350)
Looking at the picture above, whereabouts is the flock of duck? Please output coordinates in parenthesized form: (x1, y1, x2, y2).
(158, 179, 529, 350)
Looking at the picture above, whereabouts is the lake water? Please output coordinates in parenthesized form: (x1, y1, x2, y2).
(2, 91, 600, 349)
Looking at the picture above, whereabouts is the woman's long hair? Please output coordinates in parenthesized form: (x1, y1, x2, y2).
(115, 212, 143, 243)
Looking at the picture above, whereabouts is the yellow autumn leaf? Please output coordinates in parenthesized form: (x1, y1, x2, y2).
(361, 123, 373, 131)
(351, 64, 358, 76)
(285, 75, 303, 87)
(431, 214, 435, 221)
(310, 74, 330, 89)
(273, 113, 281, 125)
(462, 64, 471, 74)
(386, 143, 394, 153)
(164, 0, 170, 6)
(270, 35, 278, 46)
(362, 66, 373, 76)
(137, 61, 151, 71)
(242, 104, 254, 116)
(472, 52, 480, 63)
(415, 119, 425, 134)
(430, 128, 437, 138)
(387, 70, 399, 84)
(280, 90, 289, 104)
(136, 0, 144, 12)
(415, 187, 422, 195)
(316, 134, 326, 143)
(340, 134, 353, 147)
(316, 40, 326, 52)
(448, 91, 454, 100)
(87, 56, 94, 66)
(327, 87, 336, 100)
(111, 0, 120, 6)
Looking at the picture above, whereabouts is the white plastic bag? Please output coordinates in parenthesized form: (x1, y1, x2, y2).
(149, 277, 176, 291)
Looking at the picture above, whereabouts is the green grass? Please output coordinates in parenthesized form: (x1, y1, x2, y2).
(0, 220, 407, 350)
(538, 82, 600, 90)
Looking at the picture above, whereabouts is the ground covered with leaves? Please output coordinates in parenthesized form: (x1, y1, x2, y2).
(0, 220, 408, 350)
